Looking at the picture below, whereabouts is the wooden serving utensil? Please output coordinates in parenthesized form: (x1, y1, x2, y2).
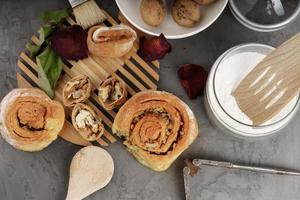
(232, 33, 300, 125)
(66, 146, 114, 200)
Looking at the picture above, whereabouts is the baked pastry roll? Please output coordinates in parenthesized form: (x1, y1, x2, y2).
(0, 88, 65, 151)
(87, 24, 137, 58)
(72, 103, 104, 141)
(113, 91, 198, 171)
(63, 75, 92, 107)
(98, 77, 127, 110)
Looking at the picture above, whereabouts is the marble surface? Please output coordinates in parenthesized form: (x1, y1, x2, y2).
(0, 0, 300, 199)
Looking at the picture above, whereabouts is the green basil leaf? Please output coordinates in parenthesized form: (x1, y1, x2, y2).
(38, 23, 56, 42)
(26, 42, 41, 58)
(37, 63, 54, 98)
(38, 9, 69, 23)
(36, 46, 63, 98)
(26, 24, 55, 58)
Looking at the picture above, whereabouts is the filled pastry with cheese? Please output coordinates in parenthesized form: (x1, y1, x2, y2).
(63, 75, 92, 107)
(71, 103, 104, 141)
(87, 24, 137, 58)
(112, 91, 199, 171)
(98, 77, 127, 110)
(0, 88, 65, 151)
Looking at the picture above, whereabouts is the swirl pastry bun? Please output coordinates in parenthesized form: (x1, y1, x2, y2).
(113, 90, 198, 171)
(0, 88, 65, 151)
(87, 24, 137, 58)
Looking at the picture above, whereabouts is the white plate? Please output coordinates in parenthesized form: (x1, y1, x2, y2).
(116, 0, 228, 39)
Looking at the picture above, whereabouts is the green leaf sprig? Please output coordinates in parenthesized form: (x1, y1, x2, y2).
(25, 9, 69, 98)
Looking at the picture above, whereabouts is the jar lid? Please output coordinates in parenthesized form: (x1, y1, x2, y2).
(230, 0, 300, 31)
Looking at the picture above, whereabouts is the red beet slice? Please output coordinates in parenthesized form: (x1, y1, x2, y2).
(178, 64, 208, 99)
(138, 33, 171, 62)
(51, 25, 88, 61)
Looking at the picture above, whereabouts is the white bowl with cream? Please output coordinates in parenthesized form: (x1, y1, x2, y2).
(204, 43, 300, 137)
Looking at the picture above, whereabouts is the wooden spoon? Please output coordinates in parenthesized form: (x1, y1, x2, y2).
(232, 33, 300, 125)
(66, 146, 114, 200)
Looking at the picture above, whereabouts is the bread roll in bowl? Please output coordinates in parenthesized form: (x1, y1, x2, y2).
(140, 0, 166, 27)
(172, 0, 201, 27)
(193, 0, 216, 5)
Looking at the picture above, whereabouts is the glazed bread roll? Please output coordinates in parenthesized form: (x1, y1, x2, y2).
(0, 88, 65, 151)
(87, 24, 137, 58)
(172, 0, 201, 27)
(98, 77, 127, 110)
(63, 75, 92, 107)
(140, 0, 166, 27)
(113, 91, 198, 171)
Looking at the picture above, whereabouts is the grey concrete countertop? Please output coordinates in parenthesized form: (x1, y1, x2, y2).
(1, 0, 300, 200)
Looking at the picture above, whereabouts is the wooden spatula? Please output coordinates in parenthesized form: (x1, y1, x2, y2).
(66, 146, 114, 200)
(232, 33, 300, 125)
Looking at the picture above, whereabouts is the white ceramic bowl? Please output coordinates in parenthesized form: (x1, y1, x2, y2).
(116, 0, 228, 39)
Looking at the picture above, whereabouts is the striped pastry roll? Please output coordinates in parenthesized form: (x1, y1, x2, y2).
(87, 24, 137, 58)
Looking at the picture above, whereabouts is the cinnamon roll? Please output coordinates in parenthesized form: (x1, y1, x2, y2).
(98, 77, 127, 110)
(112, 91, 198, 171)
(63, 75, 92, 107)
(0, 88, 65, 151)
(71, 103, 104, 141)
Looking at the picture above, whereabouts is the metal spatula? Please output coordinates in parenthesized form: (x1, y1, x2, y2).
(183, 159, 300, 200)
(232, 33, 300, 125)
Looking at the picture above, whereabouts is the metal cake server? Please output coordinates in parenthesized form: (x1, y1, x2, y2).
(183, 159, 300, 200)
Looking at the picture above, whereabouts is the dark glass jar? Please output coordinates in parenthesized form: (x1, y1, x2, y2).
(229, 0, 300, 32)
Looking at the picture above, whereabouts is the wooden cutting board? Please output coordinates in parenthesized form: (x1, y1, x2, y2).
(17, 11, 160, 147)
